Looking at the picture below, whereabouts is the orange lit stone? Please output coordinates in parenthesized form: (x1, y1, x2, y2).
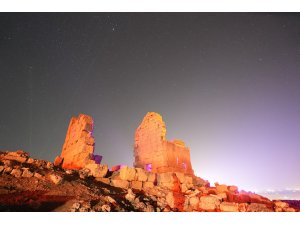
(134, 112, 194, 175)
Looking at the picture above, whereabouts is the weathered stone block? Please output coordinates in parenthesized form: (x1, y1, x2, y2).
(22, 168, 33, 178)
(216, 184, 228, 193)
(85, 163, 108, 178)
(131, 180, 143, 190)
(189, 196, 199, 210)
(0, 166, 4, 173)
(143, 181, 154, 189)
(49, 174, 63, 185)
(247, 203, 272, 212)
(120, 166, 136, 181)
(199, 195, 220, 211)
(220, 202, 239, 212)
(274, 201, 289, 209)
(147, 172, 156, 182)
(34, 172, 43, 179)
(10, 168, 22, 178)
(135, 168, 148, 182)
(158, 182, 174, 190)
(111, 179, 129, 189)
(228, 185, 238, 193)
(184, 175, 193, 184)
(157, 172, 175, 184)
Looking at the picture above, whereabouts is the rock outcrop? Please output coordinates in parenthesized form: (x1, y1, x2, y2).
(134, 112, 194, 175)
(54, 114, 99, 170)
(0, 150, 299, 212)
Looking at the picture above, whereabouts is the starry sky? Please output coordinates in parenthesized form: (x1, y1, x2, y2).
(1, 13, 300, 197)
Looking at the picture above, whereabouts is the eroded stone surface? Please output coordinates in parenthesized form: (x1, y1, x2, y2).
(58, 114, 95, 170)
(134, 112, 194, 175)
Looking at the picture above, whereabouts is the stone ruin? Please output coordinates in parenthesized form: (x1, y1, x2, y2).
(54, 114, 102, 170)
(134, 112, 194, 175)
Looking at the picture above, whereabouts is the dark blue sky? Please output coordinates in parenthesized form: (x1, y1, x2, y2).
(0, 13, 299, 195)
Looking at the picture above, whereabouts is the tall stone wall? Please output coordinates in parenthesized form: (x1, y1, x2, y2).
(57, 114, 96, 169)
(134, 112, 194, 175)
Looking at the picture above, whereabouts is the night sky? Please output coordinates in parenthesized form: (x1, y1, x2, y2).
(1, 13, 300, 197)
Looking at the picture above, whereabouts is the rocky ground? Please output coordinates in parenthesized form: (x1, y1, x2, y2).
(0, 150, 299, 212)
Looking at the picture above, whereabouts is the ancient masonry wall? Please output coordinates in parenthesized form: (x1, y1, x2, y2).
(134, 112, 194, 175)
(55, 114, 98, 170)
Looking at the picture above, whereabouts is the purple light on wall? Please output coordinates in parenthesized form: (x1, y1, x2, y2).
(182, 162, 187, 170)
(145, 163, 152, 172)
(93, 154, 102, 164)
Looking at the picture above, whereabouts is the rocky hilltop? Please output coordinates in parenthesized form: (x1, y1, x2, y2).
(0, 150, 298, 212)
(0, 113, 298, 212)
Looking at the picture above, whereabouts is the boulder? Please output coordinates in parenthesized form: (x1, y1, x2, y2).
(284, 207, 296, 212)
(10, 168, 22, 178)
(216, 184, 228, 193)
(49, 174, 63, 185)
(199, 195, 220, 211)
(217, 192, 227, 201)
(135, 168, 148, 182)
(125, 189, 136, 202)
(3, 151, 28, 163)
(110, 179, 129, 189)
(238, 203, 248, 212)
(274, 201, 289, 209)
(220, 202, 239, 212)
(131, 180, 143, 190)
(34, 172, 43, 179)
(189, 196, 200, 210)
(119, 166, 136, 181)
(247, 203, 272, 212)
(95, 177, 110, 185)
(22, 168, 33, 178)
(84, 163, 108, 178)
(4, 166, 13, 174)
(27, 158, 35, 164)
(228, 185, 238, 193)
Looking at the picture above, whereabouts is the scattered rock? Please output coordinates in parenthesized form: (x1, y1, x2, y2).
(125, 189, 136, 202)
(22, 168, 33, 178)
(111, 179, 129, 189)
(238, 203, 248, 212)
(49, 174, 63, 185)
(199, 195, 220, 211)
(27, 158, 35, 164)
(216, 184, 228, 194)
(101, 204, 111, 212)
(247, 203, 272, 212)
(10, 168, 22, 178)
(228, 185, 238, 193)
(274, 201, 289, 209)
(220, 202, 239, 212)
(34, 172, 43, 179)
(79, 168, 90, 179)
